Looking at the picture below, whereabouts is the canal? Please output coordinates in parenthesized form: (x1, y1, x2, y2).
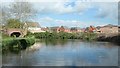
(2, 39, 118, 66)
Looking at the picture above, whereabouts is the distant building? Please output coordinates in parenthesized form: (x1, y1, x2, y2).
(49, 26, 71, 33)
(70, 27, 82, 33)
(84, 26, 97, 33)
(49, 26, 60, 33)
(58, 26, 70, 33)
(98, 24, 118, 34)
(118, 26, 120, 33)
(89, 26, 97, 32)
(26, 22, 40, 27)
(81, 28, 86, 32)
(26, 22, 45, 33)
(41, 27, 49, 32)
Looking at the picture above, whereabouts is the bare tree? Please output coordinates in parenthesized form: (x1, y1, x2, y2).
(9, 2, 36, 22)
(0, 1, 37, 25)
(9, 1, 37, 36)
(0, 3, 11, 25)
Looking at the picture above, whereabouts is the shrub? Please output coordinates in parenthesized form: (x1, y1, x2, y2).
(80, 32, 97, 41)
(2, 37, 35, 54)
(25, 37, 35, 46)
(25, 32, 97, 41)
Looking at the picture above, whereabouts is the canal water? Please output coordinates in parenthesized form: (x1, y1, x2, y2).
(2, 39, 118, 66)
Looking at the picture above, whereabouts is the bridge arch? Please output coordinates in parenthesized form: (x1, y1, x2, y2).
(5, 28, 27, 37)
(10, 32, 21, 37)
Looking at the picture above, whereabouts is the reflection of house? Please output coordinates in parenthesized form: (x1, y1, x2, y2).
(26, 22, 45, 33)
(98, 24, 118, 34)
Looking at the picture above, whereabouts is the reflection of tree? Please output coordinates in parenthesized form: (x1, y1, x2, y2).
(87, 42, 116, 48)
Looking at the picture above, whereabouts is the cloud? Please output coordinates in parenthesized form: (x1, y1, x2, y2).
(37, 17, 111, 27)
(1, 0, 118, 22)
(74, 2, 92, 12)
(40, 17, 54, 22)
(11, 0, 120, 2)
(94, 2, 118, 19)
(32, 1, 93, 14)
(32, 0, 74, 14)
(2, 0, 118, 19)
(31, 1, 118, 20)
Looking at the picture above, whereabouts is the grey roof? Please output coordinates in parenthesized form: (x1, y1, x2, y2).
(70, 27, 81, 30)
(103, 24, 118, 27)
(50, 26, 59, 29)
(26, 22, 40, 27)
(61, 26, 70, 29)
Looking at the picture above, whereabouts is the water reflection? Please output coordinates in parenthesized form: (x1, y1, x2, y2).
(2, 40, 118, 66)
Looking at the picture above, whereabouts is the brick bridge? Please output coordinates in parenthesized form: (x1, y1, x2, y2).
(5, 28, 27, 37)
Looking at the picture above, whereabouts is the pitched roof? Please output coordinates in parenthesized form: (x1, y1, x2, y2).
(50, 26, 59, 29)
(70, 27, 81, 30)
(103, 24, 118, 27)
(26, 22, 40, 27)
(61, 26, 70, 29)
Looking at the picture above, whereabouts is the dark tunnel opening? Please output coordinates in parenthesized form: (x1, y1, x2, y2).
(11, 32, 21, 37)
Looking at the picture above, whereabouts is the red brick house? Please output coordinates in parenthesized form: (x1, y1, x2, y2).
(70, 27, 82, 33)
(84, 26, 97, 33)
(41, 27, 49, 32)
(49, 27, 60, 33)
(58, 26, 70, 33)
(98, 24, 118, 34)
(26, 22, 45, 33)
(49, 26, 70, 33)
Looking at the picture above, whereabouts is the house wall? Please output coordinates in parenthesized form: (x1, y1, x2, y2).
(28, 27, 45, 33)
(118, 27, 120, 33)
(58, 27, 65, 32)
(99, 27, 118, 34)
(64, 29, 70, 33)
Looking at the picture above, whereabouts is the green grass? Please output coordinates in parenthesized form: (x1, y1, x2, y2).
(27, 32, 97, 41)
(2, 37, 35, 54)
(80, 32, 97, 41)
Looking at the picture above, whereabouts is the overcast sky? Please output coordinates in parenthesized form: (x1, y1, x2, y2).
(1, 0, 119, 27)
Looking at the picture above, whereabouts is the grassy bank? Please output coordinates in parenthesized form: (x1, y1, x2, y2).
(2, 37, 35, 54)
(27, 32, 97, 41)
(1, 32, 97, 54)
